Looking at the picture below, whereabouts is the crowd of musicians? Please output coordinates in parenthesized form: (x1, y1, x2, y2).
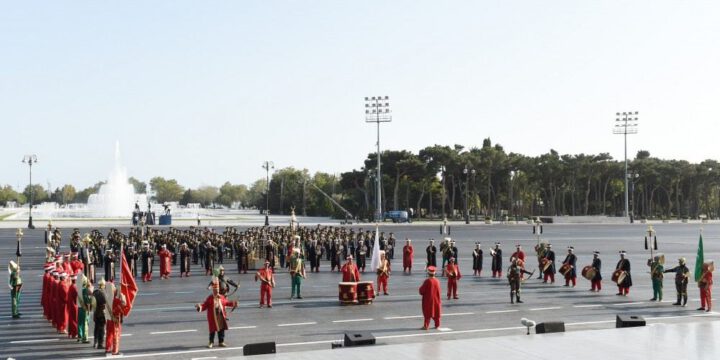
(11, 223, 714, 351)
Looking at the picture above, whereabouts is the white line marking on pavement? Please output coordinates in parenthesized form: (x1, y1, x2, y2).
(530, 307, 562, 311)
(175, 291, 194, 294)
(377, 326, 526, 340)
(437, 327, 452, 332)
(486, 310, 519, 314)
(444, 312, 475, 316)
(574, 304, 603, 308)
(278, 322, 317, 327)
(332, 318, 374, 323)
(134, 306, 188, 312)
(612, 302, 645, 306)
(276, 340, 335, 347)
(151, 329, 198, 335)
(10, 338, 59, 344)
(139, 292, 159, 296)
(229, 326, 257, 330)
(191, 357, 217, 360)
(384, 315, 423, 320)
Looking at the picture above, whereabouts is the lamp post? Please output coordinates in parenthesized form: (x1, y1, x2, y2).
(365, 96, 392, 221)
(262, 161, 274, 226)
(628, 171, 640, 222)
(22, 155, 38, 229)
(463, 165, 475, 224)
(614, 111, 639, 220)
(439, 165, 447, 220)
(426, 157, 433, 220)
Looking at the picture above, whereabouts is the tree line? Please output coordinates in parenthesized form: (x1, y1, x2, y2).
(2, 139, 719, 220)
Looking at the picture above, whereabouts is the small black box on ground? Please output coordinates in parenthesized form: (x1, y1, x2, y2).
(344, 331, 376, 347)
(535, 321, 565, 334)
(243, 342, 276, 356)
(616, 315, 646, 328)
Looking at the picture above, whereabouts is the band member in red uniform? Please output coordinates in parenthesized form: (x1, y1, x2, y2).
(511, 245, 526, 262)
(444, 257, 461, 299)
(57, 272, 70, 334)
(42, 264, 53, 320)
(105, 281, 126, 355)
(67, 274, 79, 339)
(196, 277, 238, 348)
(255, 260, 275, 308)
(419, 266, 442, 330)
(615, 251, 632, 296)
(341, 255, 361, 282)
(158, 245, 172, 279)
(698, 262, 713, 312)
(376, 251, 391, 295)
(563, 246, 578, 287)
(403, 239, 414, 274)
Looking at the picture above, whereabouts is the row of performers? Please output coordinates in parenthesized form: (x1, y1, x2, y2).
(39, 263, 127, 355)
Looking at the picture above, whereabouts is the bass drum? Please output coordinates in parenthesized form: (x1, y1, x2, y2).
(559, 263, 572, 276)
(581, 265, 596, 280)
(611, 269, 627, 285)
(541, 258, 552, 273)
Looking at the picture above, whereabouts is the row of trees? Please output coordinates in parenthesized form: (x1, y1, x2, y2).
(2, 140, 719, 220)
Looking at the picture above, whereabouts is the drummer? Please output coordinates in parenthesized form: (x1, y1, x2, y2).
(341, 255, 360, 282)
(615, 251, 632, 296)
(589, 251, 602, 292)
(542, 244, 556, 284)
(562, 247, 577, 287)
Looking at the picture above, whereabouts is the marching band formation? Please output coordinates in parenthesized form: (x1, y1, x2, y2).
(7, 222, 715, 352)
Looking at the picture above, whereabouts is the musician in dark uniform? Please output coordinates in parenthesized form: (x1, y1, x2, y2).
(236, 240, 248, 274)
(141, 242, 154, 282)
(103, 249, 116, 282)
(264, 239, 276, 270)
(491, 243, 503, 278)
(590, 251, 602, 292)
(180, 242, 192, 277)
(562, 246, 577, 287)
(205, 240, 216, 276)
(615, 251, 632, 296)
(664, 257, 689, 306)
(543, 244, 556, 284)
(472, 243, 483, 276)
(356, 240, 367, 273)
(309, 240, 322, 273)
(507, 259, 523, 304)
(426, 239, 437, 268)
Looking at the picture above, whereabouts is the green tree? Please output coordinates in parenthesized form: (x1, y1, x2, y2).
(149, 177, 184, 203)
(217, 182, 248, 208)
(128, 177, 147, 194)
(23, 184, 48, 205)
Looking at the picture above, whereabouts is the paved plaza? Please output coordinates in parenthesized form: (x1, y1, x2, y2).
(1, 223, 718, 359)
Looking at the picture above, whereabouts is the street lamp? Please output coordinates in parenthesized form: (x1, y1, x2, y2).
(365, 96, 392, 221)
(463, 165, 475, 224)
(439, 165, 447, 220)
(22, 155, 38, 229)
(262, 161, 274, 226)
(426, 157, 433, 220)
(614, 111, 639, 220)
(628, 171, 640, 222)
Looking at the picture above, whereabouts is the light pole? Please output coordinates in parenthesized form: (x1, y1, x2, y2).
(262, 161, 274, 226)
(439, 165, 447, 220)
(22, 155, 38, 229)
(463, 165, 475, 224)
(628, 171, 640, 222)
(365, 96, 392, 221)
(614, 111, 639, 220)
(426, 157, 433, 220)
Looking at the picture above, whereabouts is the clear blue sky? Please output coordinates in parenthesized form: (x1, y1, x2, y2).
(1, 1, 719, 191)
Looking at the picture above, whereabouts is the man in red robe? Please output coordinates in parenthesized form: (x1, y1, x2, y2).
(158, 245, 172, 279)
(67, 275, 79, 339)
(698, 262, 714, 312)
(444, 257, 462, 299)
(56, 273, 70, 334)
(403, 239, 414, 274)
(419, 266, 442, 330)
(254, 261, 275, 308)
(341, 256, 361, 282)
(196, 277, 238, 348)
(42, 265, 53, 320)
(105, 282, 126, 355)
(70, 253, 84, 275)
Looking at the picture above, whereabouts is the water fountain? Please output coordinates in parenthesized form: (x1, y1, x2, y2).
(87, 142, 148, 217)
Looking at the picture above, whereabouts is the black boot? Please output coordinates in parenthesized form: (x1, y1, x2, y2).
(516, 295, 523, 304)
(672, 295, 681, 306)
(683, 295, 688, 307)
(510, 292, 515, 304)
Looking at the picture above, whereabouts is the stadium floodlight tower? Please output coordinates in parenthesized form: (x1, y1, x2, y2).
(613, 111, 639, 221)
(365, 96, 392, 222)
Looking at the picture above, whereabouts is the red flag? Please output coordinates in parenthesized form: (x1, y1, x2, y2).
(119, 250, 138, 316)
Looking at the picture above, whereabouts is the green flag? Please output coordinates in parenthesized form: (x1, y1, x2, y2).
(694, 233, 704, 282)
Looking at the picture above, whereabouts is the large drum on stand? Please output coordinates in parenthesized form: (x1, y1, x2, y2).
(339, 282, 358, 305)
(581, 265, 596, 280)
(357, 281, 375, 304)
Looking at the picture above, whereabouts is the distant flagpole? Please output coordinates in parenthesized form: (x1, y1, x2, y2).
(370, 225, 381, 272)
(695, 231, 704, 282)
